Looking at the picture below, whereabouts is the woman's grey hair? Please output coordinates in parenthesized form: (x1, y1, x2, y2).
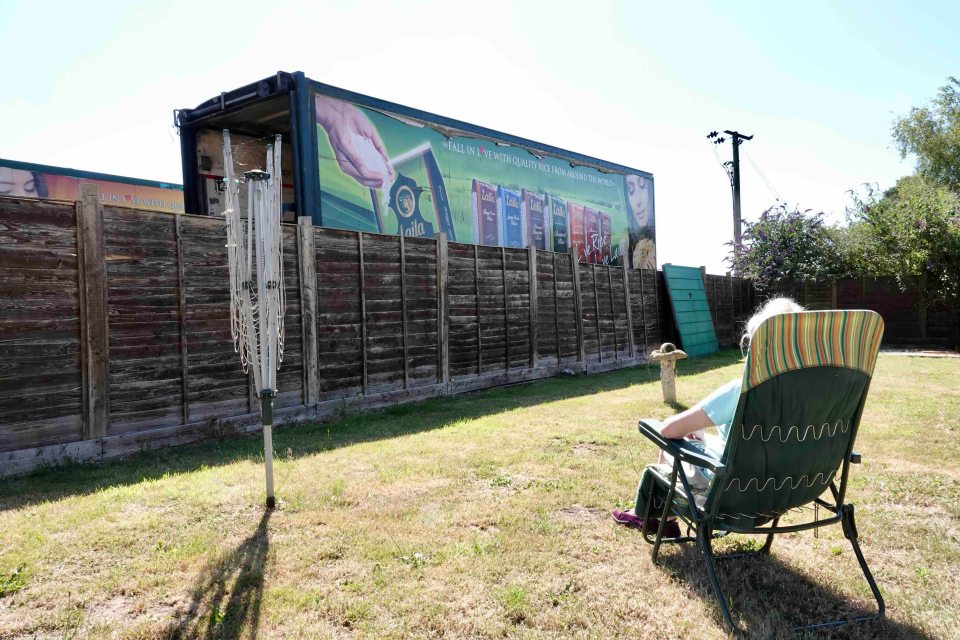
(740, 297, 804, 351)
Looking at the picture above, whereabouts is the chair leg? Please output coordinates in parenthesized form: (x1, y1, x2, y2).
(842, 505, 885, 619)
(759, 517, 779, 555)
(698, 526, 736, 632)
(651, 466, 679, 565)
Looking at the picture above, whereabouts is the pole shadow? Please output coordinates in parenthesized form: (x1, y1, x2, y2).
(168, 510, 271, 640)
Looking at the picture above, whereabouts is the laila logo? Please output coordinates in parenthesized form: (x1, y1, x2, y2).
(481, 191, 495, 203)
(402, 220, 425, 237)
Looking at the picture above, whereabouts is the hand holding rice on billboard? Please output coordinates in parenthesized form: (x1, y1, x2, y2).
(315, 94, 394, 189)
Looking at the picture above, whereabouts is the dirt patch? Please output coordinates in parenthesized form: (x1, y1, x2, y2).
(556, 504, 604, 523)
(572, 443, 602, 456)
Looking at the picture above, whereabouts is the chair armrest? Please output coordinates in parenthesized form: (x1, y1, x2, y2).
(849, 451, 861, 464)
(637, 419, 726, 472)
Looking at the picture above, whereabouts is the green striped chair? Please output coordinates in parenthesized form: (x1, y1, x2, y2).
(636, 310, 885, 632)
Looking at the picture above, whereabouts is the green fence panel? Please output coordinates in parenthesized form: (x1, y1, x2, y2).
(662, 264, 719, 357)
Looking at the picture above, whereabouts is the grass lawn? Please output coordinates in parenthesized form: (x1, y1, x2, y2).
(1, 352, 958, 639)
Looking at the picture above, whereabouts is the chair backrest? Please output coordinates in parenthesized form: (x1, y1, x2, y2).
(706, 310, 884, 528)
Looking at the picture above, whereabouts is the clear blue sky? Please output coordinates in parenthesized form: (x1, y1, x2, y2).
(2, 0, 957, 272)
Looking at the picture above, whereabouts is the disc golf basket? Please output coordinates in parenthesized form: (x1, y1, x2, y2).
(222, 130, 285, 509)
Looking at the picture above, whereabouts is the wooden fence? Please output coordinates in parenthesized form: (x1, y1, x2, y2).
(1, 193, 677, 475)
(767, 278, 959, 347)
(26, 192, 937, 476)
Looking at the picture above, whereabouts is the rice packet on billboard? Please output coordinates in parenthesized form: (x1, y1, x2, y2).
(547, 194, 569, 254)
(472, 179, 500, 246)
(568, 202, 586, 262)
(498, 186, 524, 248)
(522, 190, 548, 250)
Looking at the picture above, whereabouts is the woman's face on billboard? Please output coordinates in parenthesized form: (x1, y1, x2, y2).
(626, 174, 651, 228)
(0, 167, 39, 197)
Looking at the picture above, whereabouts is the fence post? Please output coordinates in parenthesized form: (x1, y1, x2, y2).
(359, 233, 368, 394)
(622, 262, 636, 358)
(76, 184, 109, 439)
(436, 233, 450, 384)
(607, 266, 618, 359)
(571, 255, 585, 362)
(174, 215, 190, 424)
(400, 235, 409, 388)
(592, 265, 602, 362)
(638, 268, 650, 356)
(919, 271, 928, 341)
(528, 246, 538, 368)
(831, 277, 838, 309)
(501, 247, 509, 371)
(475, 245, 481, 375)
(553, 253, 561, 363)
(297, 217, 319, 404)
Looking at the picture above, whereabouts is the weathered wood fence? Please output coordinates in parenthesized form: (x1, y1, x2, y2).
(18, 190, 948, 476)
(2, 193, 683, 475)
(767, 278, 959, 347)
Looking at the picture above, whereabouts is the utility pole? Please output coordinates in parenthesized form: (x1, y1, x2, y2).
(707, 130, 753, 267)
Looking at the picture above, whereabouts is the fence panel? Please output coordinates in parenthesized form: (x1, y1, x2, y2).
(0, 199, 83, 450)
(104, 207, 181, 434)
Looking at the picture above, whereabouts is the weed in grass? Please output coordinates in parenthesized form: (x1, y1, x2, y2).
(0, 564, 28, 598)
(325, 478, 348, 507)
(371, 563, 387, 588)
(58, 605, 84, 640)
(499, 584, 530, 624)
(397, 551, 427, 569)
(548, 580, 578, 607)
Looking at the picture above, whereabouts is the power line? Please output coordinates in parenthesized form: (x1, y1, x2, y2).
(741, 147, 782, 203)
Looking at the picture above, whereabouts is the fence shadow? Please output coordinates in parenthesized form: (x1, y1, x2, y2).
(0, 350, 741, 510)
(654, 540, 931, 639)
(167, 510, 271, 640)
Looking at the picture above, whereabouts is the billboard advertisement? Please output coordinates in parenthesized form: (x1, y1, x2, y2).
(314, 93, 656, 267)
(0, 162, 184, 214)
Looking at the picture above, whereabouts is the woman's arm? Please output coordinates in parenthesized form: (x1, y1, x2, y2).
(659, 406, 714, 439)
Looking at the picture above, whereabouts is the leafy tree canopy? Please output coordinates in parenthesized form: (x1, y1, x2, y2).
(845, 175, 960, 305)
(892, 76, 960, 191)
(728, 204, 842, 292)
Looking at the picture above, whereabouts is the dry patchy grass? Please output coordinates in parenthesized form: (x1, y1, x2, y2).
(0, 352, 958, 639)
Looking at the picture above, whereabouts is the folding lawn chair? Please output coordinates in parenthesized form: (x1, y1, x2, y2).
(636, 310, 885, 633)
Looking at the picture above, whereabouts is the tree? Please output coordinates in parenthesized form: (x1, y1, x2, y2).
(728, 204, 842, 292)
(892, 77, 960, 191)
(845, 176, 960, 336)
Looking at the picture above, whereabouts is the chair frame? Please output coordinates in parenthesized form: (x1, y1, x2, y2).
(636, 420, 885, 633)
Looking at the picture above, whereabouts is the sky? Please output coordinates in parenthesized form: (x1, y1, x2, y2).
(2, 0, 958, 273)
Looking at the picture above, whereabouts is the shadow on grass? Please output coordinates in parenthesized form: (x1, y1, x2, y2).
(168, 510, 271, 640)
(654, 539, 931, 640)
(0, 350, 742, 510)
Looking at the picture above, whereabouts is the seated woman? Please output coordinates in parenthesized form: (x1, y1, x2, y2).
(612, 297, 804, 535)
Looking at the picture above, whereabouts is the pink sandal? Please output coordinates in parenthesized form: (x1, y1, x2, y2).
(611, 510, 681, 538)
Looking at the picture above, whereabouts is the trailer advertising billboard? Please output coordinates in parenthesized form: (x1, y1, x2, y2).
(0, 161, 184, 214)
(313, 93, 655, 267)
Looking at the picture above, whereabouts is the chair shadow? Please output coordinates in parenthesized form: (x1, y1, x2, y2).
(168, 510, 271, 640)
(654, 539, 932, 639)
(0, 350, 742, 510)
